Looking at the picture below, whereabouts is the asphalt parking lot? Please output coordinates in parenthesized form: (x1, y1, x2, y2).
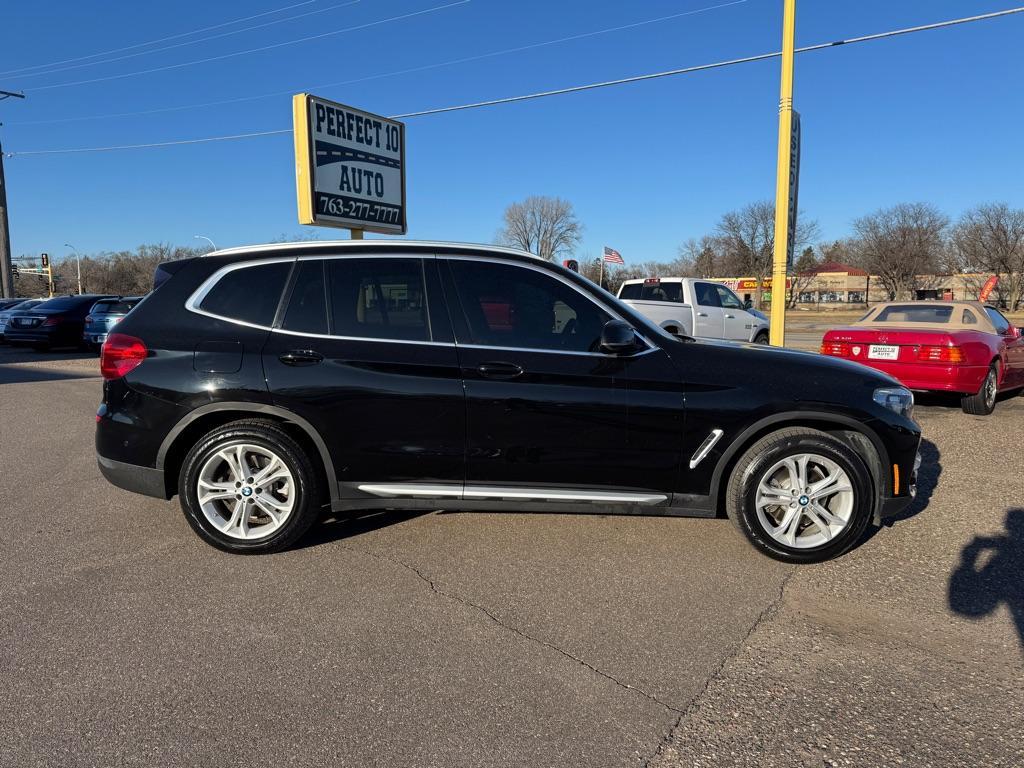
(2, 334, 1022, 767)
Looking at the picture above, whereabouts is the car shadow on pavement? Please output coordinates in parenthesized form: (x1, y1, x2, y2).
(297, 508, 434, 549)
(948, 508, 1024, 652)
(0, 347, 97, 364)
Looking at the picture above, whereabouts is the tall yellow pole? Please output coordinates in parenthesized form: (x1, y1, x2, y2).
(769, 0, 797, 347)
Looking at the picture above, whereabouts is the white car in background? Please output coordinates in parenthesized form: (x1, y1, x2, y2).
(617, 277, 770, 343)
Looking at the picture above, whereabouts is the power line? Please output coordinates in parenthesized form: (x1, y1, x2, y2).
(0, 1, 318, 78)
(8, 0, 748, 127)
(7, 4, 1024, 157)
(5, 1, 362, 82)
(21, 0, 472, 92)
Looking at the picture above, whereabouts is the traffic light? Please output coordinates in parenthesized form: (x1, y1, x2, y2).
(40, 253, 49, 268)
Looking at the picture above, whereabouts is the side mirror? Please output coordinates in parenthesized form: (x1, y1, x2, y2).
(600, 320, 637, 354)
(743, 299, 753, 310)
(1010, 325, 1021, 339)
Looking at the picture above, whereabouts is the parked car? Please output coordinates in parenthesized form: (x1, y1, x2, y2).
(3, 294, 116, 350)
(821, 301, 1024, 415)
(0, 299, 44, 341)
(83, 296, 144, 349)
(617, 277, 770, 343)
(96, 241, 921, 563)
(0, 298, 27, 311)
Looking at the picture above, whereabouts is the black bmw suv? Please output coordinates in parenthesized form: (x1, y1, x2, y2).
(96, 241, 922, 562)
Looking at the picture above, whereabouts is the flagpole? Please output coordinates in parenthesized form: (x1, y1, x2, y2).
(599, 252, 604, 290)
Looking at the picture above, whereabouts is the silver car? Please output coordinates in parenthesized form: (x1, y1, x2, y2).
(0, 299, 44, 340)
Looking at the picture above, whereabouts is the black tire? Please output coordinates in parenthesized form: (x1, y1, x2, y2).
(961, 362, 999, 416)
(178, 419, 322, 554)
(752, 331, 770, 344)
(725, 427, 875, 563)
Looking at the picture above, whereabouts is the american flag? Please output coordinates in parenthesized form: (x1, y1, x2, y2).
(603, 246, 624, 264)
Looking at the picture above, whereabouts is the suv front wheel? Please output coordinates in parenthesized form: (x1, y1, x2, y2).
(179, 419, 322, 554)
(725, 428, 874, 563)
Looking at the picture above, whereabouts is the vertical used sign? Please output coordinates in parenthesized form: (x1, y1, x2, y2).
(785, 111, 801, 266)
(293, 93, 407, 235)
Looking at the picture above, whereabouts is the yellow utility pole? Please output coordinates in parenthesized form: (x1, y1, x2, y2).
(769, 0, 798, 347)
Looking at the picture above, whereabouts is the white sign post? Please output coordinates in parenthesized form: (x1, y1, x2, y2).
(293, 93, 406, 236)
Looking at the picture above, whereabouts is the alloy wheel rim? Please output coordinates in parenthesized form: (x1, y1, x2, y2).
(197, 443, 295, 540)
(985, 370, 997, 407)
(754, 453, 855, 550)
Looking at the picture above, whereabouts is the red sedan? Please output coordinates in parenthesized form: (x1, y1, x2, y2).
(821, 301, 1024, 415)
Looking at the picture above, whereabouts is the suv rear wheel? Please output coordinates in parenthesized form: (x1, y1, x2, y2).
(725, 428, 874, 563)
(179, 419, 322, 553)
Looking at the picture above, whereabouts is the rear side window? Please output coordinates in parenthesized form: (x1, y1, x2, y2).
(199, 262, 291, 326)
(281, 260, 328, 335)
(92, 300, 136, 315)
(962, 309, 978, 325)
(694, 283, 722, 308)
(985, 307, 1010, 334)
(327, 258, 428, 341)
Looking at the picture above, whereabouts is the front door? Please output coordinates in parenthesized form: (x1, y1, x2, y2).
(716, 285, 752, 341)
(441, 257, 663, 502)
(262, 255, 466, 498)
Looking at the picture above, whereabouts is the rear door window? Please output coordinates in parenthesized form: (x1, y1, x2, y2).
(281, 260, 329, 335)
(326, 258, 429, 341)
(198, 262, 292, 326)
(694, 283, 722, 308)
(619, 281, 683, 302)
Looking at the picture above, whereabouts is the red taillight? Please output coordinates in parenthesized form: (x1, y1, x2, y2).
(43, 316, 61, 326)
(916, 345, 964, 363)
(100, 333, 148, 380)
(820, 341, 849, 356)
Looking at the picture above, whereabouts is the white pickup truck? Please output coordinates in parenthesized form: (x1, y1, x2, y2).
(617, 277, 770, 343)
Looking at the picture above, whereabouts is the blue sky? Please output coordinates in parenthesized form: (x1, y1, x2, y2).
(1, 0, 1022, 265)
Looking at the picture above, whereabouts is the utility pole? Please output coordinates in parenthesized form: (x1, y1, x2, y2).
(769, 1, 797, 347)
(1, 88, 26, 299)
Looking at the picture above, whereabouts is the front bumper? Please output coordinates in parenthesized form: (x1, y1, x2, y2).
(877, 450, 922, 521)
(97, 454, 168, 499)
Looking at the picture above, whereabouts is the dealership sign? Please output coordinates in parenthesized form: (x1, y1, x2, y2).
(292, 93, 406, 234)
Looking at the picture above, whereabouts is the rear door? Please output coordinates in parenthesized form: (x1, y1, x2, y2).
(691, 282, 725, 338)
(715, 285, 750, 341)
(261, 255, 466, 499)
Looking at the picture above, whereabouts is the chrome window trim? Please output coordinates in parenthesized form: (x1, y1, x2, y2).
(203, 239, 541, 261)
(184, 250, 658, 355)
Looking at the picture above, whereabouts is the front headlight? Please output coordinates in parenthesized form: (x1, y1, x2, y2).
(873, 386, 914, 419)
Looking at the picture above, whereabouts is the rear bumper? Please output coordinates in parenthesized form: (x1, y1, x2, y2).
(97, 454, 168, 499)
(853, 360, 987, 394)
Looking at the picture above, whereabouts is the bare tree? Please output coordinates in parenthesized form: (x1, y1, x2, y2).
(788, 245, 820, 307)
(716, 201, 819, 308)
(496, 195, 583, 261)
(851, 203, 948, 300)
(676, 236, 721, 278)
(950, 203, 1024, 310)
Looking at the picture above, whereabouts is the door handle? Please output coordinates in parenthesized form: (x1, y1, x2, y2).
(279, 349, 324, 366)
(725, 313, 735, 319)
(697, 312, 709, 318)
(477, 361, 524, 380)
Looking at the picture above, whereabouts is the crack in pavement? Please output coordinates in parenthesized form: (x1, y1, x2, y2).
(639, 567, 797, 768)
(340, 543, 685, 717)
